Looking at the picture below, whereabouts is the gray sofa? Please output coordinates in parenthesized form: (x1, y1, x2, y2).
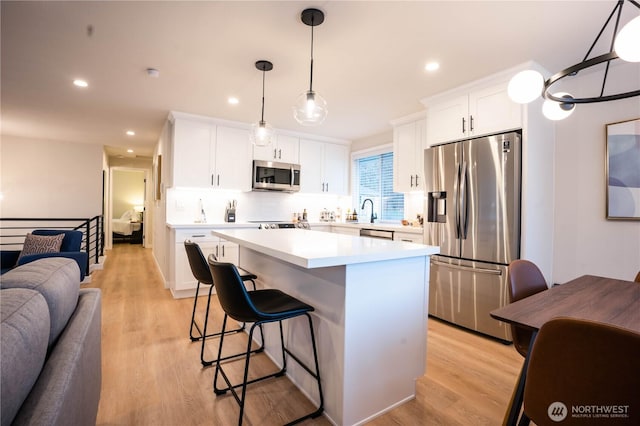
(1, 258, 102, 426)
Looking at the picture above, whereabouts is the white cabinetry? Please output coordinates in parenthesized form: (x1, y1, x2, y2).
(392, 114, 426, 192)
(171, 229, 240, 297)
(299, 140, 349, 195)
(215, 126, 252, 190)
(170, 113, 252, 190)
(331, 225, 360, 236)
(393, 231, 423, 243)
(253, 134, 300, 163)
(425, 82, 521, 145)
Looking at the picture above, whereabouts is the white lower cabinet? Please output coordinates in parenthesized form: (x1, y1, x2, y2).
(172, 229, 240, 297)
(393, 231, 424, 243)
(330, 226, 360, 236)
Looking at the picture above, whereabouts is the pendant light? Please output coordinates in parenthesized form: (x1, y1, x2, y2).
(293, 8, 328, 126)
(507, 0, 640, 120)
(250, 60, 275, 147)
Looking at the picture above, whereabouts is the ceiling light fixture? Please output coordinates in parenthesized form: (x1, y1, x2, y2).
(508, 0, 640, 120)
(73, 79, 88, 88)
(425, 62, 440, 72)
(250, 60, 275, 147)
(293, 8, 327, 126)
(228, 97, 239, 105)
(126, 130, 135, 136)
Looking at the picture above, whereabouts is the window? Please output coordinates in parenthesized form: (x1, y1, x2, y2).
(353, 150, 404, 222)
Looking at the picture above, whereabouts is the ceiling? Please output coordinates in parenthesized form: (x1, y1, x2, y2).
(2, 1, 637, 159)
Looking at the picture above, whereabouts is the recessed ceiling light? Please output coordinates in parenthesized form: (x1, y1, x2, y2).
(126, 130, 135, 136)
(425, 62, 440, 72)
(73, 79, 89, 88)
(228, 97, 239, 105)
(127, 149, 134, 153)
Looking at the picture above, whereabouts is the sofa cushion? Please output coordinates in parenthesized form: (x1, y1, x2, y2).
(17, 233, 64, 264)
(1, 288, 50, 426)
(0, 258, 80, 347)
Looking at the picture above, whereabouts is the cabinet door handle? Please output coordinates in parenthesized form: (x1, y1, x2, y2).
(215, 245, 219, 258)
(415, 174, 419, 187)
(221, 244, 225, 257)
(470, 115, 474, 132)
(325, 182, 329, 192)
(462, 117, 466, 133)
(411, 175, 414, 187)
(211, 174, 214, 186)
(191, 234, 206, 238)
(278, 149, 282, 159)
(217, 174, 220, 186)
(273, 148, 277, 159)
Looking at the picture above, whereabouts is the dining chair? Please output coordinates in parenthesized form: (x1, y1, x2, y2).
(634, 270, 640, 283)
(507, 259, 549, 357)
(184, 241, 262, 366)
(208, 256, 324, 426)
(520, 317, 640, 425)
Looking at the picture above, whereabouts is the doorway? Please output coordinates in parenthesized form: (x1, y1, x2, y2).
(109, 168, 147, 247)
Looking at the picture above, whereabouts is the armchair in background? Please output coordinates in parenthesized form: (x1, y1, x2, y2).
(0, 229, 88, 280)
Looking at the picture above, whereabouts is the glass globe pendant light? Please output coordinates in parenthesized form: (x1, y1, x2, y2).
(293, 8, 328, 126)
(542, 92, 576, 121)
(250, 60, 275, 147)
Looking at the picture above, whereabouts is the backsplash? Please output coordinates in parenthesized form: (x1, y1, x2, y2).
(166, 188, 424, 225)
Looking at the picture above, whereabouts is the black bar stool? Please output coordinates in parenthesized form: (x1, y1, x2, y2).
(184, 241, 262, 366)
(207, 256, 324, 426)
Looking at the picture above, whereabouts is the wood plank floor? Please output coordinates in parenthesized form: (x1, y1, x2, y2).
(87, 244, 523, 425)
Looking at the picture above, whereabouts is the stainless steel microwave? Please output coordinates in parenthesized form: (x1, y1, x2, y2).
(252, 160, 301, 192)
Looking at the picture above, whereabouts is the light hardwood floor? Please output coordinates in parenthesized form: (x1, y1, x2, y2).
(87, 244, 523, 425)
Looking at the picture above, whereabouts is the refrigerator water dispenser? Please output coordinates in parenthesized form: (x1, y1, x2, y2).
(427, 191, 447, 223)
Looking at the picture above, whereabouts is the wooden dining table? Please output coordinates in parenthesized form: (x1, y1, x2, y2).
(490, 274, 640, 426)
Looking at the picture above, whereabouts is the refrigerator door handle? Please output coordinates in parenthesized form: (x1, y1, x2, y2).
(454, 162, 461, 239)
(460, 161, 469, 239)
(431, 259, 503, 275)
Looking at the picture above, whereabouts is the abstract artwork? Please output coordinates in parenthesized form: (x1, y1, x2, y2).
(606, 118, 640, 220)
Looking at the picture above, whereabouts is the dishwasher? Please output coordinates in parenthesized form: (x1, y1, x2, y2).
(359, 228, 394, 240)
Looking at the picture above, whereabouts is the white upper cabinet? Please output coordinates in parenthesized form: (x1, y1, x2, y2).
(426, 82, 522, 145)
(253, 134, 300, 164)
(299, 139, 349, 195)
(170, 114, 251, 191)
(172, 118, 214, 187)
(215, 126, 252, 191)
(392, 114, 426, 193)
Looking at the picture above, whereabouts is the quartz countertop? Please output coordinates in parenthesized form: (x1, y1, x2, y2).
(210, 228, 438, 269)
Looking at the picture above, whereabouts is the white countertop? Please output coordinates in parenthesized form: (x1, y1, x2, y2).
(211, 228, 438, 269)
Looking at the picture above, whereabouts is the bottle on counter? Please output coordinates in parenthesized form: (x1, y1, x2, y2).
(302, 209, 308, 221)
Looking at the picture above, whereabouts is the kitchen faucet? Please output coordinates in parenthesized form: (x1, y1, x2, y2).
(361, 198, 377, 223)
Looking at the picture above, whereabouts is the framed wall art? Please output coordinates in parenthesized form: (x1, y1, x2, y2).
(154, 154, 162, 201)
(606, 118, 640, 220)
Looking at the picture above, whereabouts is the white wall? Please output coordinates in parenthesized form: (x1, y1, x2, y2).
(112, 169, 145, 218)
(552, 63, 640, 283)
(0, 135, 103, 218)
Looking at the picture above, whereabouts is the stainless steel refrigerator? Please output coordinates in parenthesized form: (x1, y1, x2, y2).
(424, 131, 521, 341)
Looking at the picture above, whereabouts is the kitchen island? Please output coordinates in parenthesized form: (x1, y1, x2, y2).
(210, 228, 439, 426)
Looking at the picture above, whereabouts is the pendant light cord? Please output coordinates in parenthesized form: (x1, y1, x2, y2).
(261, 68, 266, 123)
(309, 15, 315, 92)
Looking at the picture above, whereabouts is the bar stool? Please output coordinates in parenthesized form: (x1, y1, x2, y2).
(207, 256, 324, 426)
(184, 241, 262, 366)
